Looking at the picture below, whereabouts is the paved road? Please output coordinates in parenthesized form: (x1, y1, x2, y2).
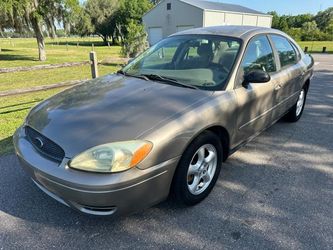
(0, 54, 332, 249)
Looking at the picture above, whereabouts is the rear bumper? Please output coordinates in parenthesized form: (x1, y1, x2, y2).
(13, 126, 179, 216)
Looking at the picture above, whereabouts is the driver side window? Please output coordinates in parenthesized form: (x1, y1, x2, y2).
(241, 35, 276, 75)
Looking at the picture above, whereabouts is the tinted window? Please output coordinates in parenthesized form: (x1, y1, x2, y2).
(241, 35, 276, 74)
(271, 35, 297, 67)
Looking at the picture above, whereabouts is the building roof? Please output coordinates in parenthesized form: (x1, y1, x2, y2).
(170, 25, 282, 40)
(180, 0, 266, 15)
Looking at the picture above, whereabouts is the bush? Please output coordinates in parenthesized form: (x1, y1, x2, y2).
(286, 28, 302, 41)
(56, 29, 67, 37)
(301, 30, 331, 41)
(121, 21, 148, 58)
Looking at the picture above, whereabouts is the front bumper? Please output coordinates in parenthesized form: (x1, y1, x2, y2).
(13, 126, 179, 216)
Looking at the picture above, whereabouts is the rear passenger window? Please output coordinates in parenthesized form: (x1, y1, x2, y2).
(290, 42, 301, 61)
(271, 35, 297, 68)
(241, 35, 276, 74)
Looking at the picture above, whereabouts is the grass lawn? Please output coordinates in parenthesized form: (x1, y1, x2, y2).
(0, 37, 122, 92)
(0, 37, 122, 67)
(298, 41, 333, 53)
(0, 37, 123, 155)
(0, 64, 119, 92)
(0, 88, 67, 155)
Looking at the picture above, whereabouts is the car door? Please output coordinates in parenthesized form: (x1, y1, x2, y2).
(233, 35, 279, 145)
(269, 35, 303, 117)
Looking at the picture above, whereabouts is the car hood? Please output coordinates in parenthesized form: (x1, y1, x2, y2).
(26, 74, 212, 157)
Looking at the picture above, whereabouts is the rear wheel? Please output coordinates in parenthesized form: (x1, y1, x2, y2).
(172, 131, 222, 206)
(284, 86, 307, 122)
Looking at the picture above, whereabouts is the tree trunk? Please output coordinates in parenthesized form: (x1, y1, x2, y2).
(30, 14, 46, 61)
(45, 16, 57, 39)
(63, 14, 70, 36)
(103, 36, 109, 46)
(51, 16, 57, 38)
(0, 26, 4, 38)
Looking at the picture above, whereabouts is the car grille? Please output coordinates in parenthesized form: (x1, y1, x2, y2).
(25, 126, 65, 163)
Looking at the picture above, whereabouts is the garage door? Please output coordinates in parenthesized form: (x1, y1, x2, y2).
(148, 27, 163, 46)
(176, 25, 194, 32)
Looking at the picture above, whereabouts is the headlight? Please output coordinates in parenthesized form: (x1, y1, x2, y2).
(69, 140, 153, 173)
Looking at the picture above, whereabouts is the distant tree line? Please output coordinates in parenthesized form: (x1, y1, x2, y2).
(0, 0, 82, 60)
(268, 8, 333, 41)
(75, 0, 153, 57)
(0, 0, 154, 60)
(1, 0, 332, 61)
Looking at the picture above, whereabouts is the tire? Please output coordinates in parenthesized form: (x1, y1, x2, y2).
(284, 85, 307, 122)
(171, 131, 223, 206)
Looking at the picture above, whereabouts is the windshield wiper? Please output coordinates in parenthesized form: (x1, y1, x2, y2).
(141, 74, 199, 90)
(117, 70, 149, 81)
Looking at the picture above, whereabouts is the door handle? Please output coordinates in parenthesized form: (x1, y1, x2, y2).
(274, 84, 282, 90)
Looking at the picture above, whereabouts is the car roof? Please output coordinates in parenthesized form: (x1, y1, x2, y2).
(170, 25, 286, 41)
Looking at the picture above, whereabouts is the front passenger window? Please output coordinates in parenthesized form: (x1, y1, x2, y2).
(241, 35, 277, 75)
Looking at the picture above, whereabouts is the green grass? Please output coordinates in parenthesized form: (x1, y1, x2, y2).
(0, 64, 119, 92)
(0, 37, 123, 155)
(0, 37, 122, 67)
(0, 88, 67, 155)
(298, 41, 333, 53)
(0, 37, 122, 92)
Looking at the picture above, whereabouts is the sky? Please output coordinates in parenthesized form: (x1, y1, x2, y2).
(78, 0, 333, 15)
(213, 0, 333, 15)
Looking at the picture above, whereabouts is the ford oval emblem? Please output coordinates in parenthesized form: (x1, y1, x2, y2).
(34, 137, 44, 148)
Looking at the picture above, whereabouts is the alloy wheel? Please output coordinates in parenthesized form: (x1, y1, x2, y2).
(187, 144, 217, 195)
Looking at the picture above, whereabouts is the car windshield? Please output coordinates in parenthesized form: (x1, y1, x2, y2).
(122, 35, 241, 90)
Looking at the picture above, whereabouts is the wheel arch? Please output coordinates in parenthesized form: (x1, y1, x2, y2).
(205, 126, 230, 161)
(181, 125, 231, 162)
(303, 78, 310, 93)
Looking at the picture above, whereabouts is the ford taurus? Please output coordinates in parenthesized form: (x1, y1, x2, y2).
(14, 26, 314, 216)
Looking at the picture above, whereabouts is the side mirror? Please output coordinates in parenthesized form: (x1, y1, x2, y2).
(242, 70, 271, 88)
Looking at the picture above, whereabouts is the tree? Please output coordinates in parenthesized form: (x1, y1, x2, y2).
(84, 0, 119, 44)
(0, 8, 12, 37)
(326, 19, 333, 41)
(267, 11, 280, 29)
(278, 16, 289, 32)
(301, 21, 320, 41)
(292, 14, 313, 28)
(71, 7, 93, 37)
(315, 7, 333, 31)
(122, 20, 148, 57)
(59, 0, 83, 36)
(265, 10, 332, 41)
(150, 0, 160, 4)
(0, 0, 80, 61)
(286, 28, 302, 41)
(115, 0, 153, 42)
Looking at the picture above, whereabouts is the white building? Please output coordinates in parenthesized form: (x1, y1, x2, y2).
(143, 0, 272, 45)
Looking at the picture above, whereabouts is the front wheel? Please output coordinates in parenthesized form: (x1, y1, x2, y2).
(284, 86, 307, 122)
(171, 131, 222, 206)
